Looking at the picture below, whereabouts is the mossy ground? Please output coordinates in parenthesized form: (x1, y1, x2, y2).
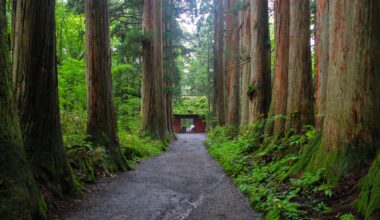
(207, 123, 378, 220)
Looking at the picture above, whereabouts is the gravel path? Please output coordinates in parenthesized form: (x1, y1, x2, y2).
(62, 134, 261, 220)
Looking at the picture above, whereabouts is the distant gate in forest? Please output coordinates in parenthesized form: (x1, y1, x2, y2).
(173, 114, 206, 133)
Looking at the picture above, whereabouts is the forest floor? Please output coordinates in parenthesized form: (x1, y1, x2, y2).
(55, 134, 261, 220)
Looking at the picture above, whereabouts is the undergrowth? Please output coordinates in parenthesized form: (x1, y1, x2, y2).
(61, 110, 166, 184)
(206, 123, 343, 220)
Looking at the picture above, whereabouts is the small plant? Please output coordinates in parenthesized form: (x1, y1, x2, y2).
(339, 213, 356, 220)
(247, 83, 256, 100)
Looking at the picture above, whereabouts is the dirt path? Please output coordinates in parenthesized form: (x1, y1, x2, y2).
(61, 134, 261, 220)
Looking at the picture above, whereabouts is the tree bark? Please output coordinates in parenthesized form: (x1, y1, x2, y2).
(141, 0, 169, 140)
(264, 0, 289, 137)
(248, 0, 271, 124)
(85, 0, 127, 171)
(163, 0, 174, 138)
(315, 0, 329, 130)
(0, 1, 46, 218)
(13, 0, 76, 195)
(226, 0, 240, 128)
(308, 0, 380, 179)
(240, 4, 250, 126)
(285, 0, 314, 134)
(265, 0, 290, 137)
(213, 0, 225, 126)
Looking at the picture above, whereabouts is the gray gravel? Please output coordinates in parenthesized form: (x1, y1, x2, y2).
(63, 134, 261, 220)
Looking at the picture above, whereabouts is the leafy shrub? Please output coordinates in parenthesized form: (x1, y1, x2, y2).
(119, 130, 166, 168)
(66, 141, 108, 183)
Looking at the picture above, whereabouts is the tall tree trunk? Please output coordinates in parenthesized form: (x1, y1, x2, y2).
(285, 0, 314, 134)
(13, 0, 76, 195)
(307, 0, 380, 179)
(85, 0, 127, 171)
(264, 0, 290, 137)
(315, 0, 329, 130)
(163, 0, 174, 137)
(240, 4, 250, 126)
(248, 0, 271, 123)
(213, 0, 225, 126)
(141, 0, 168, 140)
(0, 1, 46, 218)
(226, 0, 240, 128)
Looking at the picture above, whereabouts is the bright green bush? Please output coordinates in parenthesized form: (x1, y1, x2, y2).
(119, 130, 166, 168)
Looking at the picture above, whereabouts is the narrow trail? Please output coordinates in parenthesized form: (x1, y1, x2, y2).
(61, 134, 261, 220)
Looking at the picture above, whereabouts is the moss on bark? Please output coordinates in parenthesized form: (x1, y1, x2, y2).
(356, 153, 380, 220)
(306, 142, 373, 184)
(0, 1, 46, 218)
(13, 0, 81, 197)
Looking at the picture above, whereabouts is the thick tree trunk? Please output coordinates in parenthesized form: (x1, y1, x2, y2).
(13, 0, 76, 195)
(315, 0, 329, 130)
(213, 0, 225, 126)
(264, 0, 289, 137)
(307, 0, 380, 179)
(285, 0, 314, 134)
(0, 1, 46, 218)
(226, 0, 240, 128)
(248, 0, 271, 123)
(141, 0, 168, 140)
(240, 4, 250, 126)
(85, 0, 127, 171)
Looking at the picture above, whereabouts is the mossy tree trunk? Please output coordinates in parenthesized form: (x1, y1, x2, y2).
(0, 1, 46, 218)
(141, 0, 169, 140)
(85, 0, 127, 171)
(307, 0, 380, 181)
(226, 0, 240, 128)
(248, 0, 271, 124)
(285, 0, 314, 134)
(315, 0, 329, 130)
(357, 152, 380, 220)
(240, 4, 250, 126)
(264, 0, 289, 138)
(13, 0, 77, 196)
(213, 0, 225, 126)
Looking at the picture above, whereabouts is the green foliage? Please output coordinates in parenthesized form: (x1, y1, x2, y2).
(340, 213, 356, 220)
(119, 131, 166, 168)
(56, 2, 85, 61)
(58, 58, 86, 111)
(207, 123, 333, 219)
(173, 96, 208, 118)
(66, 141, 108, 183)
